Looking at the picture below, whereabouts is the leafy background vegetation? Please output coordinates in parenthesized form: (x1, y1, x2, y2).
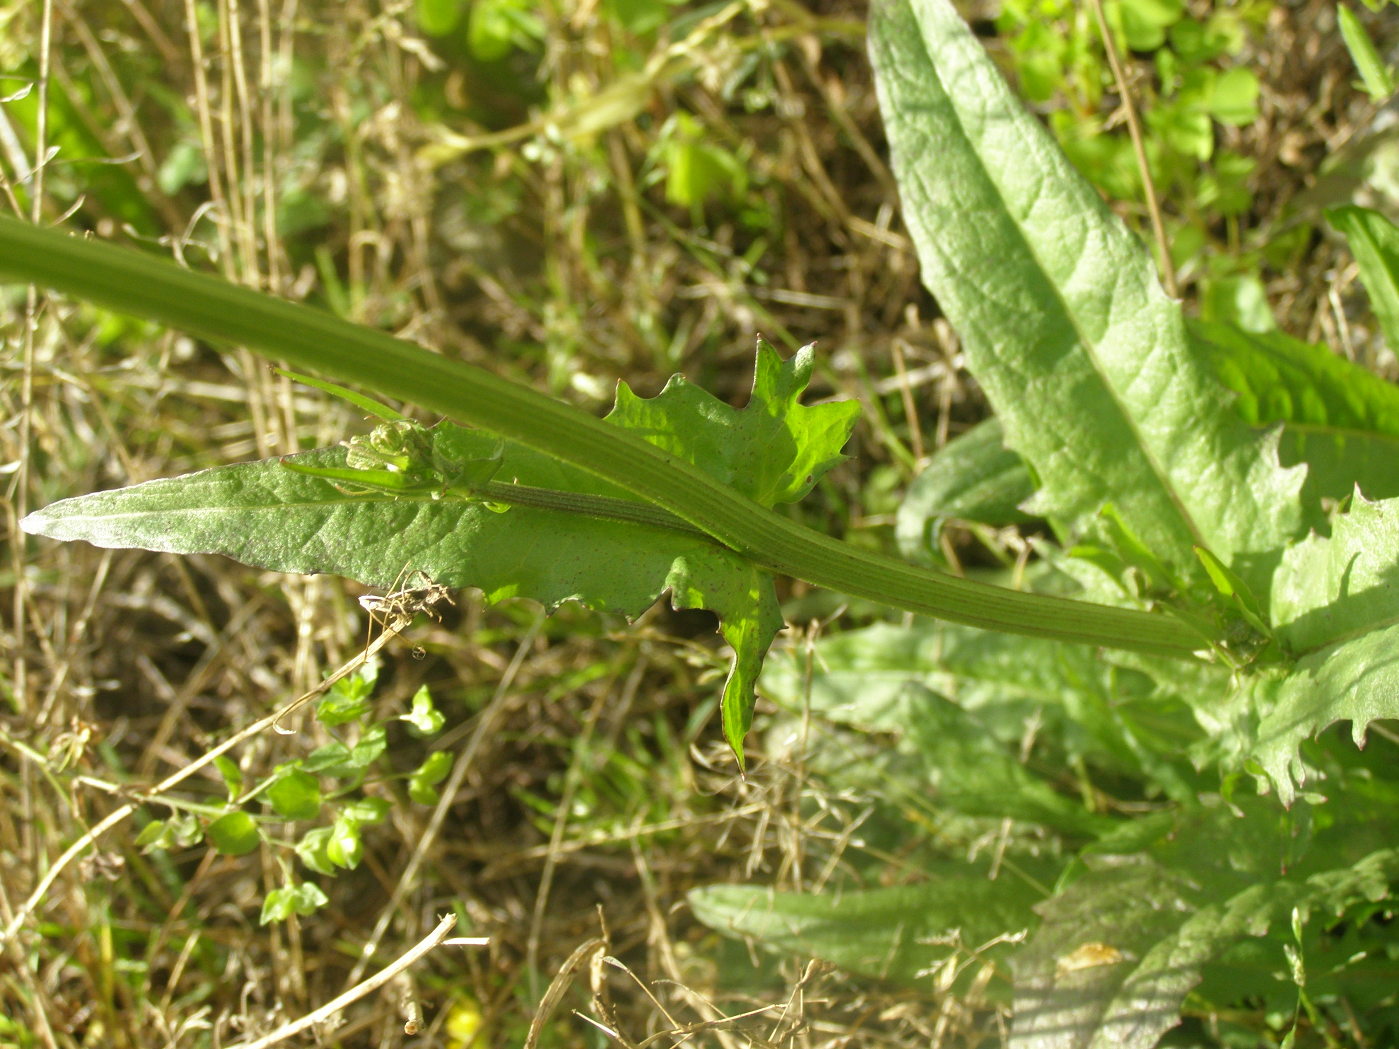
(4, 1, 1399, 1047)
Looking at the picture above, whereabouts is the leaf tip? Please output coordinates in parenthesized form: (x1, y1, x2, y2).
(19, 509, 52, 537)
(721, 675, 754, 775)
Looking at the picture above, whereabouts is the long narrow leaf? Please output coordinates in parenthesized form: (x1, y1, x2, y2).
(1328, 205, 1399, 352)
(869, 0, 1303, 599)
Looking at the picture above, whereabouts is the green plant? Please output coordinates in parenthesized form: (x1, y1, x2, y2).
(690, 2, 1399, 1045)
(8, 222, 1206, 766)
(1338, 1, 1397, 102)
(995, 0, 1275, 327)
(10, 0, 1399, 1045)
(129, 658, 455, 926)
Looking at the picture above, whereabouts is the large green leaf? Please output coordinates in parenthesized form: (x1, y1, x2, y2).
(895, 417, 1036, 565)
(1013, 801, 1399, 1049)
(1190, 319, 1399, 511)
(761, 618, 1155, 734)
(760, 615, 1209, 816)
(899, 694, 1114, 835)
(693, 796, 1399, 1028)
(689, 868, 1038, 988)
(1012, 861, 1202, 1049)
(23, 344, 855, 764)
(868, 0, 1303, 597)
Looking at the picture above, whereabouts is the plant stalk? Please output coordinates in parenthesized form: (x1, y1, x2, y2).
(1, 216, 1207, 657)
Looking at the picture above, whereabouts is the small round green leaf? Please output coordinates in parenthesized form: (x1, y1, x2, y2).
(260, 882, 331, 925)
(415, 750, 453, 786)
(1207, 68, 1260, 127)
(303, 740, 354, 776)
(409, 750, 453, 805)
(266, 769, 322, 821)
(316, 692, 371, 727)
(206, 811, 261, 856)
(340, 796, 391, 824)
(348, 724, 388, 768)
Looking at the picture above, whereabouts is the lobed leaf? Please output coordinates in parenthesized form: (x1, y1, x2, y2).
(22, 345, 851, 765)
(1235, 494, 1399, 802)
(606, 341, 860, 508)
(1190, 318, 1399, 511)
(1272, 493, 1399, 654)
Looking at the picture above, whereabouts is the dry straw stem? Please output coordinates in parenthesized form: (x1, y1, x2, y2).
(600, 952, 786, 1049)
(1085, 0, 1178, 298)
(523, 935, 608, 1049)
(223, 913, 461, 1049)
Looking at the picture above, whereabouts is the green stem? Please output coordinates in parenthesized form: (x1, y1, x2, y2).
(1, 216, 1207, 657)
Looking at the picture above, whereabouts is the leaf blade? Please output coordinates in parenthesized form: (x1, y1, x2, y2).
(689, 871, 1036, 988)
(868, 0, 1303, 594)
(1190, 318, 1399, 510)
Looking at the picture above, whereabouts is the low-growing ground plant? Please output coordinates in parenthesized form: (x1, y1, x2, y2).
(8, 0, 1399, 1046)
(996, 0, 1268, 308)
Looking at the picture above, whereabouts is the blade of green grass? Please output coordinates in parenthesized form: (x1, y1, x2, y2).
(1327, 205, 1399, 352)
(1337, 4, 1396, 101)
